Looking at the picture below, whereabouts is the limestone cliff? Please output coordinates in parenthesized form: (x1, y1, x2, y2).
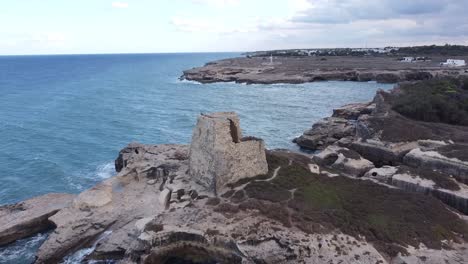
(0, 112, 467, 264)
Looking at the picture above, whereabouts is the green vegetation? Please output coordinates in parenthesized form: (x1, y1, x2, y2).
(246, 44, 468, 57)
(394, 44, 468, 56)
(392, 78, 468, 126)
(239, 152, 468, 257)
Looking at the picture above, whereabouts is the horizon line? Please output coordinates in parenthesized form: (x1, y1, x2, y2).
(1, 43, 466, 57)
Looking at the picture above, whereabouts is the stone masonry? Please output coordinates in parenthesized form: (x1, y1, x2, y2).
(189, 112, 268, 195)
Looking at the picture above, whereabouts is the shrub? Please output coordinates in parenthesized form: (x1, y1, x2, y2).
(392, 78, 468, 126)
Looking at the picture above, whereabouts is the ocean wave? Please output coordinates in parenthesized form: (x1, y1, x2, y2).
(62, 231, 112, 264)
(176, 79, 202, 85)
(0, 232, 49, 264)
(95, 162, 115, 180)
(66, 161, 115, 192)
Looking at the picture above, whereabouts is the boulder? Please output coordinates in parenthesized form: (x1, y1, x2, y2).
(294, 117, 356, 150)
(349, 140, 416, 167)
(159, 188, 172, 209)
(332, 102, 375, 120)
(364, 166, 399, 182)
(0, 193, 75, 246)
(73, 182, 113, 210)
(189, 112, 268, 194)
(313, 146, 374, 177)
(115, 142, 143, 172)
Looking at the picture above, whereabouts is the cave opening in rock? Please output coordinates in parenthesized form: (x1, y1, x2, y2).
(161, 256, 218, 264)
(144, 244, 242, 264)
(228, 119, 240, 143)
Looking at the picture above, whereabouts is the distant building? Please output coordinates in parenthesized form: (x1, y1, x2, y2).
(402, 57, 415, 62)
(441, 59, 466, 67)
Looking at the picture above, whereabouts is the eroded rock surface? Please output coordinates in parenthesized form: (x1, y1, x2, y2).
(35, 144, 197, 263)
(295, 79, 468, 217)
(0, 193, 75, 246)
(3, 112, 468, 264)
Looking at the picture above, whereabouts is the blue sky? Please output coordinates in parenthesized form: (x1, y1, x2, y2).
(0, 0, 467, 55)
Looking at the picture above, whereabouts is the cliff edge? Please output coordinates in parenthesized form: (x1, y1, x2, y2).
(1, 111, 467, 263)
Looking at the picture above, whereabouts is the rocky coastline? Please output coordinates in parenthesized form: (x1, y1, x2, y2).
(2, 72, 468, 263)
(1, 106, 468, 263)
(181, 56, 468, 84)
(294, 77, 468, 216)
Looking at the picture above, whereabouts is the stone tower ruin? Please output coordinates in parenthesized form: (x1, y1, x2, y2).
(188, 112, 268, 195)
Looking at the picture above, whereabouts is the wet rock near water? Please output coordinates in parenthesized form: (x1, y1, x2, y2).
(2, 111, 468, 263)
(0, 193, 75, 247)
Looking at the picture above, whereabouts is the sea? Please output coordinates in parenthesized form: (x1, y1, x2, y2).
(0, 53, 394, 263)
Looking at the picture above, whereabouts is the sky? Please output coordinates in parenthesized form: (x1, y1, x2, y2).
(0, 0, 467, 55)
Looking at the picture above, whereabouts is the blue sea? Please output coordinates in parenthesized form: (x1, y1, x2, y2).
(0, 53, 393, 263)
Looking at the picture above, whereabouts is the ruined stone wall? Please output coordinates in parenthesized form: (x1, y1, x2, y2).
(189, 112, 268, 195)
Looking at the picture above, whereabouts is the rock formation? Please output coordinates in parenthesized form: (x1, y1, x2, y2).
(294, 79, 468, 216)
(181, 56, 468, 85)
(0, 193, 75, 246)
(189, 112, 268, 194)
(1, 111, 468, 264)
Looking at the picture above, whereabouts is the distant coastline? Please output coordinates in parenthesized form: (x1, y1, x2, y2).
(181, 45, 468, 85)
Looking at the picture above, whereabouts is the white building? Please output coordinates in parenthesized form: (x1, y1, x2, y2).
(441, 59, 466, 67)
(402, 57, 415, 62)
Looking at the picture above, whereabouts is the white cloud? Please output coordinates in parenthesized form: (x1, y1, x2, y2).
(112, 2, 129, 8)
(31, 32, 67, 45)
(170, 0, 468, 51)
(171, 16, 257, 33)
(191, 0, 239, 8)
(288, 0, 313, 13)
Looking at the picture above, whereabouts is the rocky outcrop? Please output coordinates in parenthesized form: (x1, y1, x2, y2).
(295, 81, 468, 216)
(0, 193, 75, 246)
(404, 148, 468, 184)
(35, 144, 197, 263)
(364, 166, 468, 214)
(189, 112, 268, 194)
(349, 140, 417, 167)
(293, 117, 356, 150)
(332, 102, 375, 120)
(181, 56, 467, 85)
(313, 145, 374, 176)
(31, 144, 395, 264)
(3, 112, 468, 264)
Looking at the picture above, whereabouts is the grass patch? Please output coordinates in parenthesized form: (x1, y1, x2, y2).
(244, 181, 291, 203)
(293, 184, 342, 211)
(240, 151, 468, 257)
(271, 164, 315, 190)
(392, 78, 468, 126)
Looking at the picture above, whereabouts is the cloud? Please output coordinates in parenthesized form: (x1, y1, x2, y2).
(291, 0, 458, 24)
(111, 2, 129, 8)
(288, 0, 313, 13)
(31, 32, 67, 45)
(260, 0, 468, 46)
(171, 16, 257, 33)
(170, 0, 468, 50)
(191, 0, 239, 8)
